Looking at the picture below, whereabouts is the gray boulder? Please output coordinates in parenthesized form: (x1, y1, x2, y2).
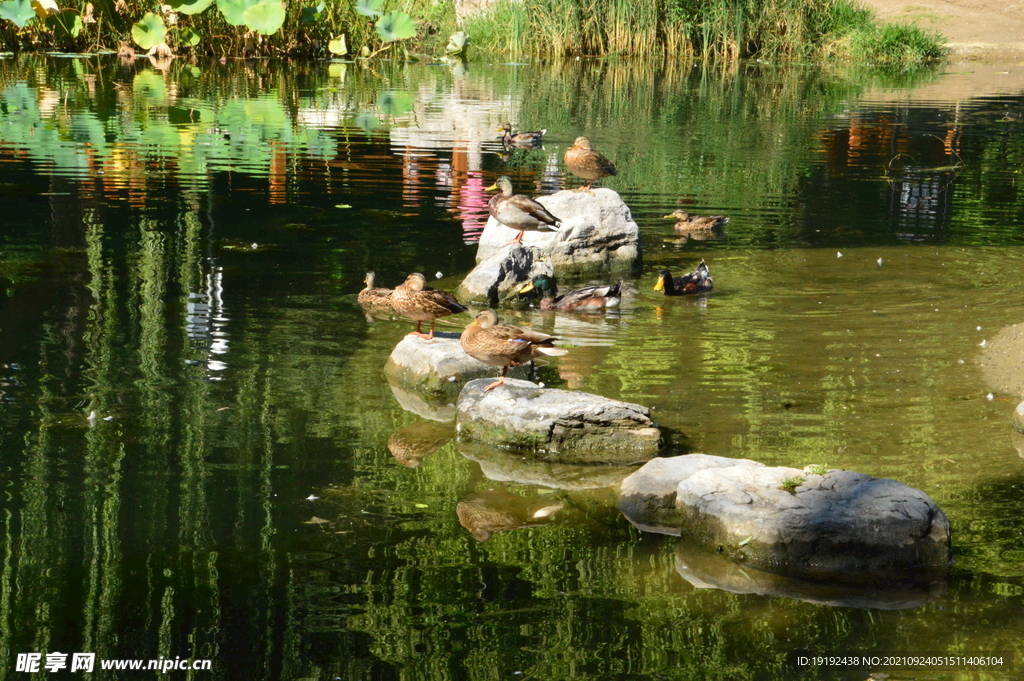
(383, 332, 530, 412)
(618, 455, 952, 584)
(1014, 400, 1024, 434)
(455, 244, 550, 306)
(475, 188, 641, 276)
(456, 378, 661, 464)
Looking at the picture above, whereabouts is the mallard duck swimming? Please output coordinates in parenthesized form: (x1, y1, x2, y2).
(519, 273, 622, 311)
(564, 136, 617, 190)
(486, 176, 562, 245)
(498, 122, 546, 148)
(460, 309, 568, 390)
(357, 271, 392, 309)
(391, 272, 467, 339)
(654, 261, 713, 295)
(664, 210, 730, 233)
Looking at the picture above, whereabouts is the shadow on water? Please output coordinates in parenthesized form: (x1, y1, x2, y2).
(1, 54, 1024, 678)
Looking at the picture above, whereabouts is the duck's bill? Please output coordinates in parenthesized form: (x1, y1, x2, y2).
(654, 277, 665, 291)
(518, 281, 536, 294)
(485, 183, 498, 191)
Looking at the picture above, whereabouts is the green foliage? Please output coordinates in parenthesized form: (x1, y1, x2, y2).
(217, 0, 257, 26)
(355, 0, 383, 18)
(0, 0, 35, 27)
(300, 1, 324, 24)
(327, 34, 347, 55)
(374, 10, 416, 42)
(243, 0, 285, 34)
(167, 0, 214, 14)
(131, 12, 167, 50)
(781, 476, 804, 492)
(47, 8, 81, 38)
(177, 26, 202, 46)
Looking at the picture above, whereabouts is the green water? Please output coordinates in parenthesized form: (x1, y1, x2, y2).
(1, 55, 1023, 680)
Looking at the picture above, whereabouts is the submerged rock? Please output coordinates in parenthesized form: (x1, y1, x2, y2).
(473, 188, 640, 280)
(383, 332, 531, 412)
(456, 378, 661, 463)
(618, 455, 952, 585)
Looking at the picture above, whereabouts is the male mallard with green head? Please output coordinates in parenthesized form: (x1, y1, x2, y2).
(564, 136, 617, 190)
(519, 274, 621, 311)
(654, 261, 713, 295)
(664, 210, 730, 233)
(460, 309, 568, 391)
(498, 122, 546, 148)
(391, 272, 467, 339)
(486, 176, 562, 245)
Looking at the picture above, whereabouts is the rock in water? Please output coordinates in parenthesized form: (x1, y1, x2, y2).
(383, 333, 530, 409)
(456, 378, 661, 463)
(618, 455, 952, 586)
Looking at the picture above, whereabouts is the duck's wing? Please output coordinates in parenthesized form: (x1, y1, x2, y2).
(554, 281, 622, 309)
(492, 195, 561, 229)
(420, 288, 468, 315)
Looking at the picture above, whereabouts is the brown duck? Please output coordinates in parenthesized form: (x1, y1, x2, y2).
(357, 271, 392, 309)
(390, 272, 467, 339)
(498, 122, 546, 148)
(664, 210, 730, 233)
(518, 273, 621, 311)
(654, 261, 713, 295)
(460, 309, 567, 390)
(486, 175, 562, 245)
(564, 136, 617, 190)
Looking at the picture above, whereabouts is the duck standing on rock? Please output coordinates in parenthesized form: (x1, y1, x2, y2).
(564, 136, 617, 190)
(664, 210, 730, 233)
(519, 273, 622, 311)
(498, 122, 546, 148)
(460, 309, 568, 391)
(391, 272, 467, 339)
(654, 261, 713, 295)
(486, 175, 562, 245)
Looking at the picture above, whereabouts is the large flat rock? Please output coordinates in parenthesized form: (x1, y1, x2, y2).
(456, 378, 661, 464)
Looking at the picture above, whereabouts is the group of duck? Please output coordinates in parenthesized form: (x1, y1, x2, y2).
(357, 124, 729, 391)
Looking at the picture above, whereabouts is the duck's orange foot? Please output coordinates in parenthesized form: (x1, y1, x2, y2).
(505, 231, 526, 245)
(408, 331, 434, 339)
(483, 377, 506, 391)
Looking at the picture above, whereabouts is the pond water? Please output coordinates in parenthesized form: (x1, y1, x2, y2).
(1, 54, 1024, 680)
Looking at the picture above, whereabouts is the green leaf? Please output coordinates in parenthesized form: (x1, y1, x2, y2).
(375, 91, 414, 116)
(131, 12, 167, 50)
(217, 0, 257, 26)
(327, 34, 347, 55)
(177, 26, 201, 46)
(0, 0, 36, 27)
(354, 0, 382, 17)
(299, 0, 323, 24)
(243, 1, 284, 34)
(47, 8, 82, 38)
(167, 0, 213, 14)
(374, 10, 415, 42)
(446, 30, 468, 54)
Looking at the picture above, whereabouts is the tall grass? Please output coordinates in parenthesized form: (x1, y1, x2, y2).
(464, 0, 947, 65)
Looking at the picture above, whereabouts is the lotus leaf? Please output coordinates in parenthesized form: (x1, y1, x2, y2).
(217, 0, 257, 26)
(327, 34, 347, 55)
(446, 31, 468, 54)
(167, 0, 214, 14)
(354, 0, 382, 18)
(0, 0, 36, 27)
(132, 12, 168, 50)
(47, 8, 82, 38)
(328, 63, 347, 79)
(375, 91, 414, 116)
(374, 10, 415, 43)
(243, 1, 284, 34)
(177, 26, 201, 46)
(299, 0, 323, 24)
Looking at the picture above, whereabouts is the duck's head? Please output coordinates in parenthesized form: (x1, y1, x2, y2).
(475, 309, 499, 328)
(404, 272, 427, 292)
(497, 122, 513, 132)
(518, 273, 558, 297)
(365, 271, 376, 286)
(572, 136, 593, 150)
(485, 176, 514, 195)
(663, 210, 690, 221)
(653, 270, 673, 292)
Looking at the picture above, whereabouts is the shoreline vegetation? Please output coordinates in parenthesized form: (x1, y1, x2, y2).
(0, 0, 945, 65)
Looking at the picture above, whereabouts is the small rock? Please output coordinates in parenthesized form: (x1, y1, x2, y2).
(456, 378, 661, 463)
(1013, 400, 1024, 434)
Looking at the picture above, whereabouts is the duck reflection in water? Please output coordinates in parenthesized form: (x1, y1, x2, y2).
(456, 489, 563, 543)
(387, 421, 455, 468)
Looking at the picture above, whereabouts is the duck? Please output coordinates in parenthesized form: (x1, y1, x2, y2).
(518, 273, 622, 311)
(664, 210, 730, 233)
(460, 309, 568, 391)
(390, 272, 467, 339)
(564, 136, 617, 190)
(654, 261, 713, 295)
(498, 122, 546, 148)
(486, 176, 562, 245)
(357, 271, 392, 309)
